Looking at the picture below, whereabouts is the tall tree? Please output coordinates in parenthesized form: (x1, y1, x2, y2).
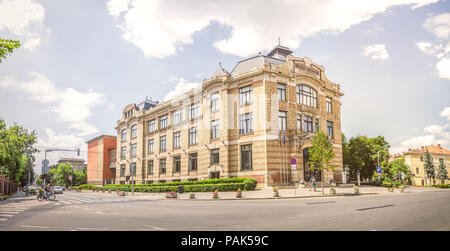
(423, 148, 435, 186)
(309, 130, 336, 195)
(0, 38, 20, 63)
(437, 160, 448, 184)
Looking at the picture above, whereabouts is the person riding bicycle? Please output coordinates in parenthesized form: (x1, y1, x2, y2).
(44, 183, 52, 197)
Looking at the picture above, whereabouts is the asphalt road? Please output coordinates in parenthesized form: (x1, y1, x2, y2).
(1, 190, 449, 231)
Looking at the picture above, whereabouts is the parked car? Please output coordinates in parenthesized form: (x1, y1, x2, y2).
(53, 186, 64, 194)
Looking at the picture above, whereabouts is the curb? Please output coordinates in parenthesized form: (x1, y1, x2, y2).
(158, 192, 380, 201)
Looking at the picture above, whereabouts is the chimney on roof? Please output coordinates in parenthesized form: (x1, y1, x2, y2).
(438, 144, 441, 148)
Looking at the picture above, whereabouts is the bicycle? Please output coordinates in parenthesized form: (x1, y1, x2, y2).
(37, 191, 56, 201)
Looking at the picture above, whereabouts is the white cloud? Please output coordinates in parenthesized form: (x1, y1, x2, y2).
(424, 124, 445, 134)
(0, 0, 48, 51)
(436, 56, 450, 80)
(163, 77, 200, 101)
(416, 41, 442, 55)
(400, 134, 447, 148)
(0, 72, 106, 137)
(423, 12, 450, 39)
(106, 0, 438, 58)
(441, 107, 450, 120)
(362, 43, 389, 61)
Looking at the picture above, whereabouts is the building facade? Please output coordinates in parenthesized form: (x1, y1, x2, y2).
(392, 144, 450, 186)
(86, 135, 117, 185)
(114, 45, 344, 186)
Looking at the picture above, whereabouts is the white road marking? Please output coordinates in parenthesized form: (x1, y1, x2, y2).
(0, 218, 7, 221)
(61, 201, 72, 204)
(0, 211, 20, 214)
(142, 224, 167, 230)
(20, 225, 49, 229)
(0, 214, 14, 217)
(67, 200, 83, 204)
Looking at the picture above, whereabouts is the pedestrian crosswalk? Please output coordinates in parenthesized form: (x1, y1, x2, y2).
(0, 205, 29, 222)
(53, 195, 135, 206)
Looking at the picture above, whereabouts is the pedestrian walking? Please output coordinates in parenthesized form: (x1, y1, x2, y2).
(309, 176, 317, 192)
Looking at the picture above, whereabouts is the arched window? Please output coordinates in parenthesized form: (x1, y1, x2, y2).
(121, 129, 126, 141)
(296, 85, 318, 108)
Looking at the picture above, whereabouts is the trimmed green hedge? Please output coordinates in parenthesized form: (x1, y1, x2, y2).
(435, 184, 450, 188)
(71, 178, 257, 193)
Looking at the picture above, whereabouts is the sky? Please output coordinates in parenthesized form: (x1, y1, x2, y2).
(0, 0, 449, 174)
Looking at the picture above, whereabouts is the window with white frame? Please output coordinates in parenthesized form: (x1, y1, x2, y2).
(189, 127, 197, 145)
(131, 143, 137, 158)
(121, 146, 126, 158)
(239, 85, 252, 105)
(211, 93, 220, 112)
(211, 120, 219, 139)
(148, 120, 156, 132)
(239, 113, 253, 134)
(296, 85, 318, 108)
(303, 116, 313, 133)
(278, 83, 286, 101)
(160, 135, 166, 151)
(278, 111, 287, 131)
(148, 139, 154, 154)
(327, 121, 334, 138)
(189, 103, 200, 120)
(172, 109, 182, 125)
(121, 129, 126, 141)
(159, 114, 168, 129)
(131, 125, 137, 138)
(173, 131, 181, 149)
(326, 97, 332, 113)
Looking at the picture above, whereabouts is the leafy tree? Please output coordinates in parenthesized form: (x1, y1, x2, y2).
(0, 38, 20, 63)
(375, 157, 411, 186)
(0, 119, 38, 186)
(344, 135, 390, 181)
(49, 163, 86, 187)
(423, 148, 435, 186)
(437, 160, 448, 184)
(309, 130, 336, 195)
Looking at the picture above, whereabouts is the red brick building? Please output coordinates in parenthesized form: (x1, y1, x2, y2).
(86, 135, 117, 185)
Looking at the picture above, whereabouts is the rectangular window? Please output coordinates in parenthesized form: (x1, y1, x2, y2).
(110, 150, 115, 162)
(160, 135, 167, 151)
(314, 118, 319, 133)
(172, 109, 182, 125)
(189, 127, 197, 145)
(121, 146, 126, 158)
(211, 120, 219, 139)
(148, 139, 154, 154)
(173, 156, 181, 173)
(239, 85, 252, 105)
(131, 143, 137, 158)
(189, 153, 198, 171)
(120, 164, 126, 177)
(211, 93, 220, 112)
(131, 125, 137, 138)
(416, 168, 419, 174)
(159, 114, 168, 129)
(159, 158, 166, 174)
(297, 114, 302, 130)
(439, 158, 444, 165)
(189, 103, 200, 120)
(241, 144, 253, 171)
(173, 131, 181, 149)
(130, 162, 136, 176)
(277, 83, 286, 101)
(148, 120, 156, 132)
(121, 129, 126, 141)
(326, 97, 332, 113)
(239, 113, 253, 134)
(296, 85, 318, 107)
(327, 121, 334, 138)
(148, 160, 154, 175)
(211, 148, 220, 165)
(303, 116, 313, 133)
(278, 111, 287, 131)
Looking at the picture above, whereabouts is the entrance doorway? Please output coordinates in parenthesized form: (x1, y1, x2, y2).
(209, 171, 220, 179)
(303, 147, 321, 182)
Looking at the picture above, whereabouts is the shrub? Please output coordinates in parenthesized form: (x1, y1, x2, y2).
(435, 184, 450, 188)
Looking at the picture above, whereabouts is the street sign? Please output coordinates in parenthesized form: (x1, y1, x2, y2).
(376, 166, 382, 174)
(291, 165, 296, 170)
(69, 176, 72, 180)
(290, 158, 297, 165)
(400, 172, 405, 180)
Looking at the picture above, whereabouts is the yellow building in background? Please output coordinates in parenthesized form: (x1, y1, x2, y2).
(392, 144, 450, 186)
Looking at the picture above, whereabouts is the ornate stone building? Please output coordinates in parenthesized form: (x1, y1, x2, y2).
(114, 45, 344, 186)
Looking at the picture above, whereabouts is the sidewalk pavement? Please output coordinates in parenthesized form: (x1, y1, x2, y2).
(2, 185, 443, 203)
(121, 185, 442, 201)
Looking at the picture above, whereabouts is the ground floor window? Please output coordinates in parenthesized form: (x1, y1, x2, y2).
(210, 171, 220, 179)
(173, 156, 181, 173)
(241, 144, 253, 171)
(160, 158, 166, 174)
(189, 153, 198, 171)
(211, 148, 219, 165)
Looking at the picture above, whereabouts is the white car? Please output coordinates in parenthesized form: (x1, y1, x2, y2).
(53, 186, 64, 194)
